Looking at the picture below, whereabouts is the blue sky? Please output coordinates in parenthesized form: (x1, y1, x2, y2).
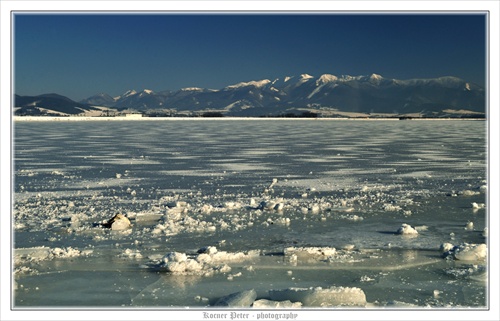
(14, 13, 486, 101)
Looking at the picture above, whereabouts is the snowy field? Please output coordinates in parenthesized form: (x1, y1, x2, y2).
(12, 119, 487, 308)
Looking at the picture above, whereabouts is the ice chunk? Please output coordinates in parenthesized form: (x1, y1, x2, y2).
(162, 256, 203, 273)
(101, 213, 131, 230)
(383, 204, 402, 211)
(440, 243, 454, 253)
(164, 261, 187, 272)
(259, 200, 277, 210)
(453, 243, 487, 261)
(284, 247, 336, 259)
(471, 202, 485, 209)
(442, 243, 487, 261)
(210, 249, 260, 262)
(273, 203, 284, 211)
(214, 289, 257, 307)
(120, 249, 142, 259)
(224, 201, 241, 209)
(269, 286, 367, 307)
(396, 223, 418, 235)
(252, 299, 302, 308)
(163, 252, 187, 264)
(134, 212, 163, 222)
(461, 190, 479, 196)
(157, 247, 258, 275)
(111, 218, 131, 230)
(197, 246, 218, 255)
(341, 244, 356, 251)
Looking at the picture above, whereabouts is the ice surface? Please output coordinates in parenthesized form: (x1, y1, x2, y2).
(13, 119, 487, 308)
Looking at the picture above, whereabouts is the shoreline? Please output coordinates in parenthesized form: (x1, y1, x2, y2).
(13, 116, 486, 122)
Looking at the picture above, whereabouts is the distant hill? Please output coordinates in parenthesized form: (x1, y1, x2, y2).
(14, 93, 99, 116)
(16, 73, 486, 117)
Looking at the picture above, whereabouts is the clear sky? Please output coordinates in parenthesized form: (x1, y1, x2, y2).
(14, 13, 486, 101)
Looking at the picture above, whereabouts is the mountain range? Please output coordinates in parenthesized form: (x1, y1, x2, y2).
(15, 73, 486, 117)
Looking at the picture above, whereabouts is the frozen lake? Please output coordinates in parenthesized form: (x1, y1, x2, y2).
(13, 119, 488, 308)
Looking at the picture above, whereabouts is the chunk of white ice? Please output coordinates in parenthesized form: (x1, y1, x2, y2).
(252, 299, 302, 308)
(269, 286, 367, 307)
(396, 223, 418, 235)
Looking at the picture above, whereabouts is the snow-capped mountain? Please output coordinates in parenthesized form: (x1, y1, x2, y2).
(81, 73, 484, 116)
(16, 73, 485, 117)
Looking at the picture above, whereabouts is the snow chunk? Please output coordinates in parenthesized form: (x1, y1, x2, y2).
(210, 249, 260, 263)
(163, 252, 187, 264)
(461, 190, 479, 196)
(253, 299, 302, 308)
(284, 247, 336, 259)
(161, 252, 202, 273)
(396, 223, 418, 235)
(383, 204, 402, 212)
(120, 248, 142, 259)
(197, 246, 218, 255)
(471, 202, 485, 209)
(101, 213, 131, 230)
(269, 286, 366, 307)
(440, 243, 455, 253)
(215, 289, 257, 307)
(111, 216, 131, 230)
(156, 247, 259, 275)
(50, 247, 92, 259)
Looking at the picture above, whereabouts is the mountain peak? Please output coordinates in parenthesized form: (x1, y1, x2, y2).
(224, 79, 271, 90)
(317, 74, 338, 86)
(123, 89, 137, 97)
(181, 87, 204, 92)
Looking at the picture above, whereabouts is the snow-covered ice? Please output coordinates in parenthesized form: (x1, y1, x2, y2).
(12, 119, 487, 308)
